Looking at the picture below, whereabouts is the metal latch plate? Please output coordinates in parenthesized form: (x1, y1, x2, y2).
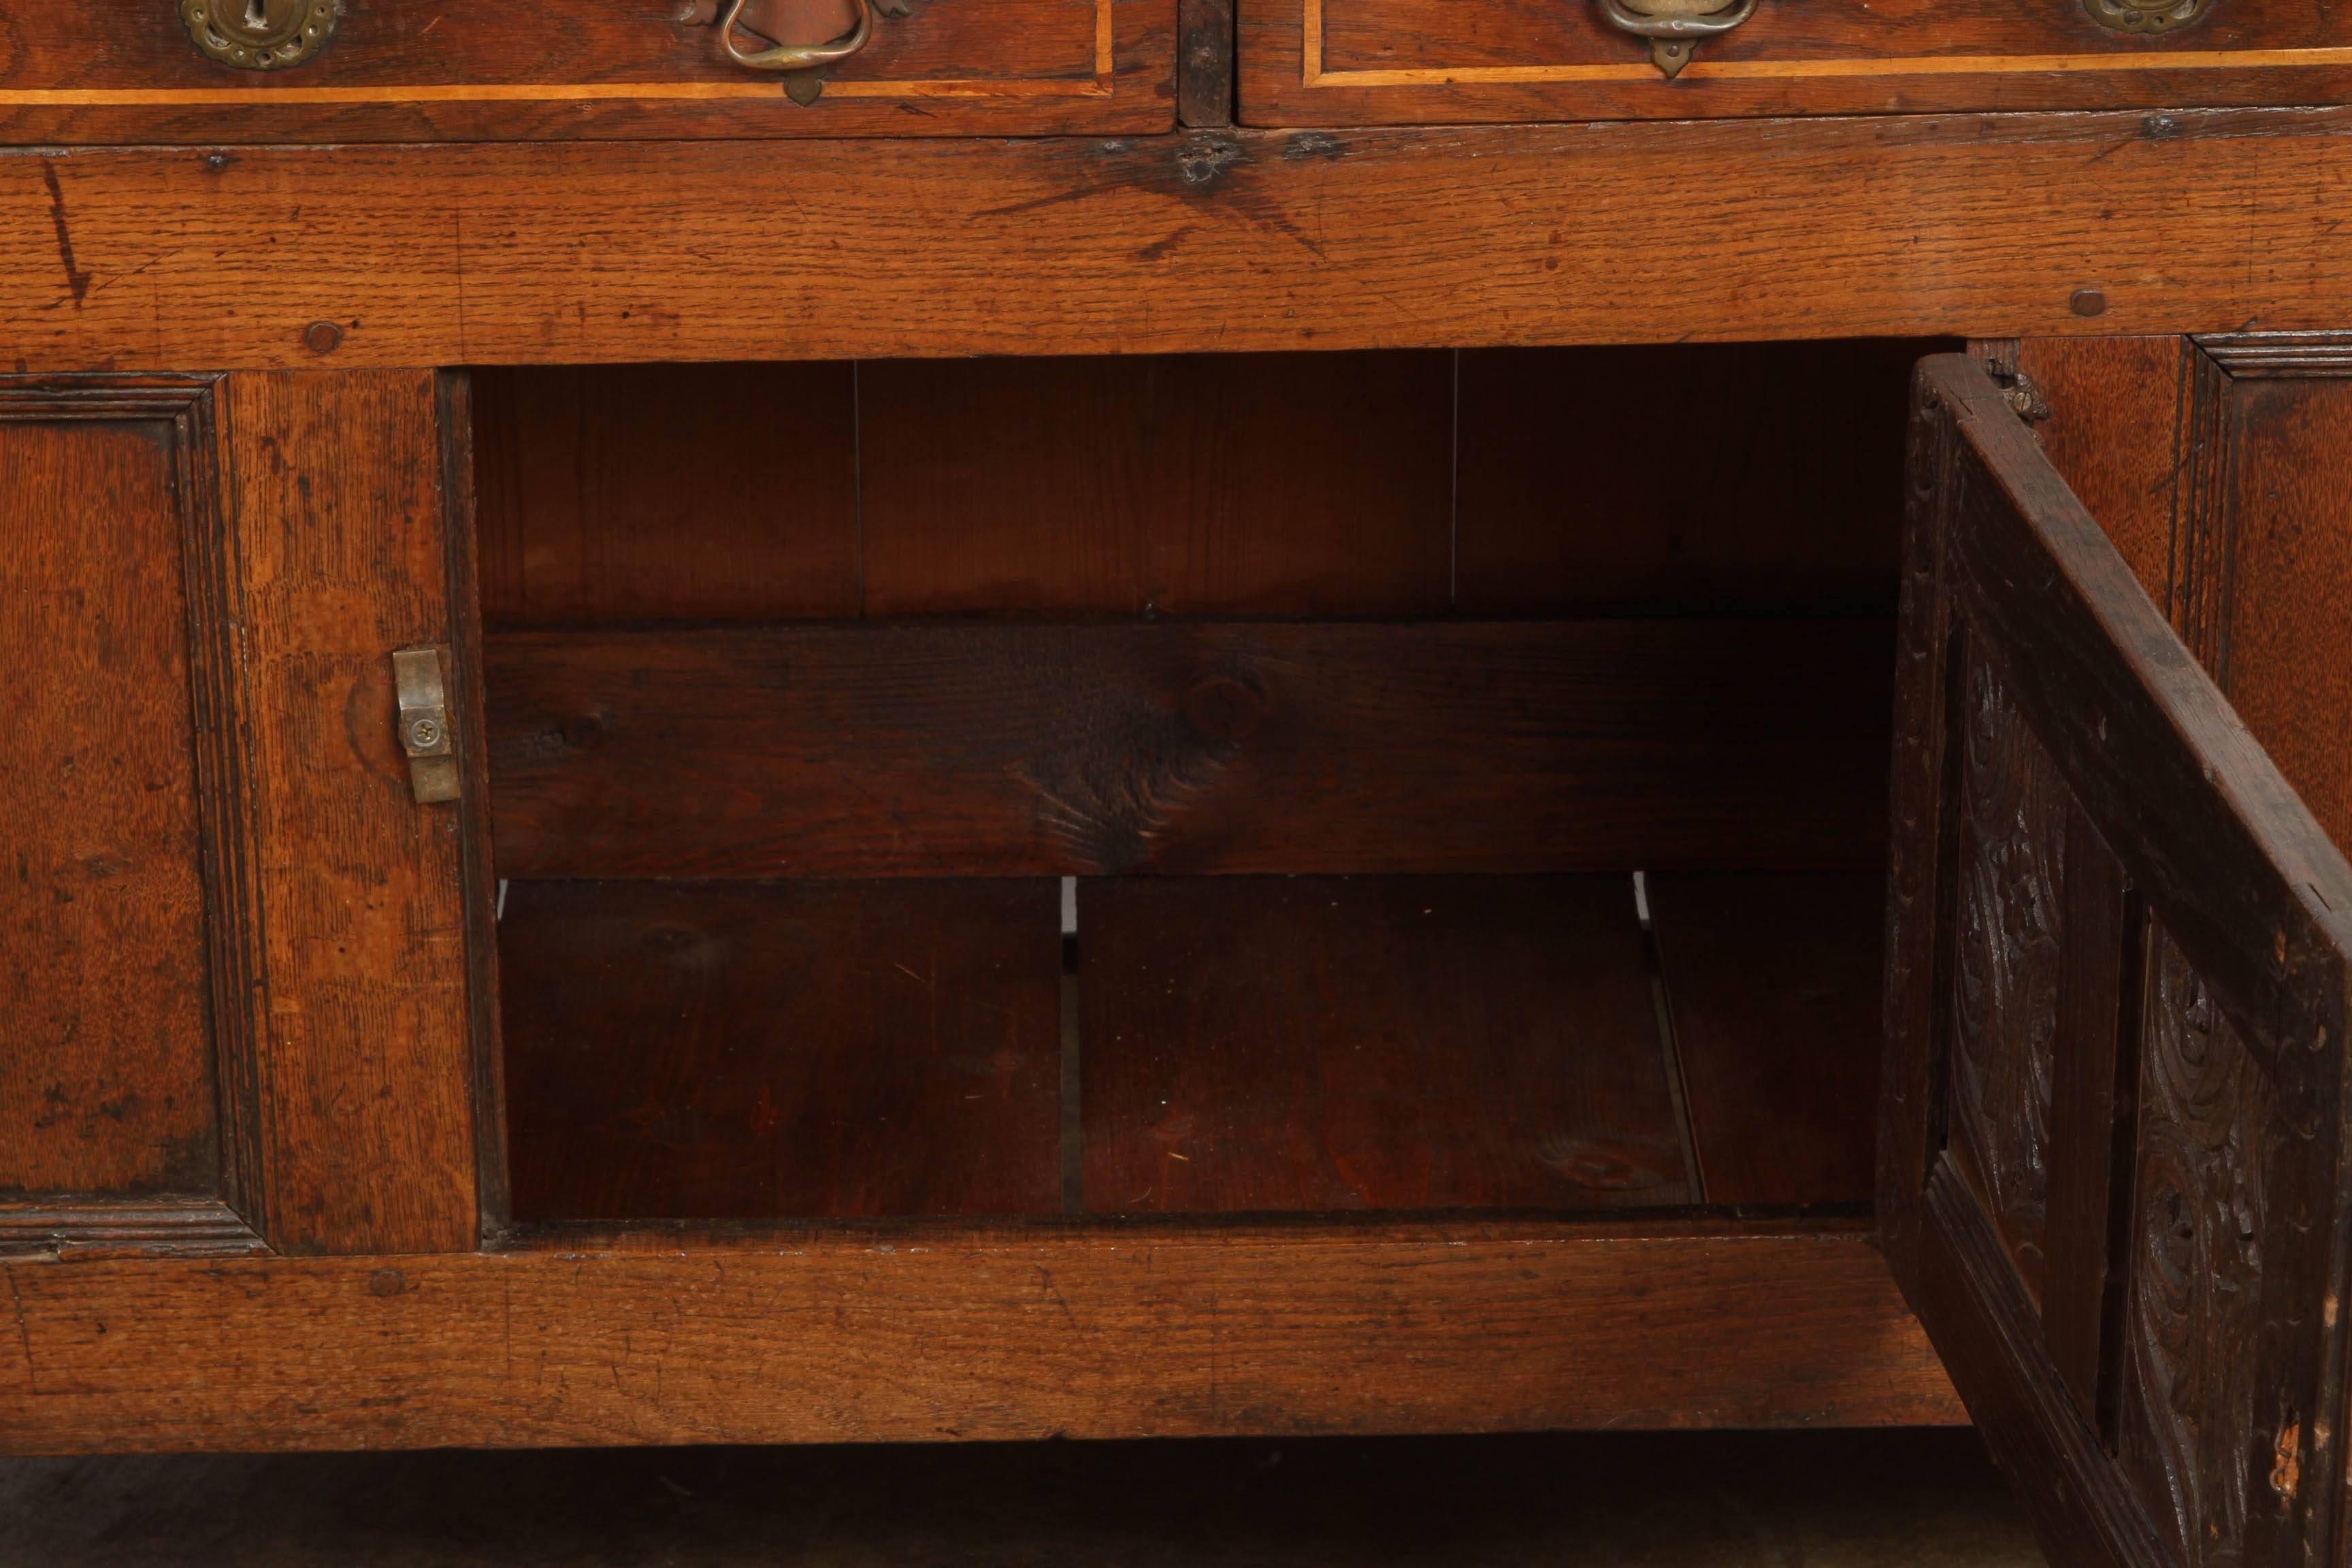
(392, 647, 460, 804)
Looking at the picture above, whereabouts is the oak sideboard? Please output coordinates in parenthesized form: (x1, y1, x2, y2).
(8, 6, 2352, 1568)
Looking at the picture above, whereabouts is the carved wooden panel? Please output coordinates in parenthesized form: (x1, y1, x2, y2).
(1884, 357, 2352, 1568)
(1944, 645, 2068, 1307)
(2116, 925, 2307, 1568)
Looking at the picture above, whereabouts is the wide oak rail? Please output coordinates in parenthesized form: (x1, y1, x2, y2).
(0, 1218, 1961, 1450)
(11, 112, 2352, 370)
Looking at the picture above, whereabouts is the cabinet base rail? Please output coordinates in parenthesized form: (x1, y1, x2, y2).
(0, 1220, 1959, 1452)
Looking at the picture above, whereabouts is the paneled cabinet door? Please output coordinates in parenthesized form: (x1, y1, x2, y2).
(0, 371, 485, 1260)
(1881, 353, 2352, 1568)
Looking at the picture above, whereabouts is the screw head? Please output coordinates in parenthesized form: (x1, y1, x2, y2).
(303, 319, 344, 355)
(407, 717, 443, 750)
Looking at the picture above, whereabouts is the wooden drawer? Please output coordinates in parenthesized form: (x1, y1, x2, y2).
(1238, 0, 2352, 125)
(0, 0, 1173, 142)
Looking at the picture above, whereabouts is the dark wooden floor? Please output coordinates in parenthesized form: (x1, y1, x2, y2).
(0, 1428, 2040, 1566)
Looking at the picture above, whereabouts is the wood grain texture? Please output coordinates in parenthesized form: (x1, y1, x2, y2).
(1241, 0, 2352, 127)
(1454, 341, 1921, 614)
(500, 879, 1062, 1222)
(2010, 336, 2185, 606)
(1881, 355, 2352, 1568)
(1079, 876, 1688, 1212)
(1646, 872, 1882, 1207)
(0, 0, 1174, 142)
(0, 1220, 1962, 1451)
(860, 352, 1452, 616)
(13, 114, 2352, 371)
(228, 370, 477, 1256)
(0, 376, 272, 1254)
(0, 413, 216, 1196)
(472, 363, 860, 628)
(2187, 364, 2352, 853)
(484, 619, 1893, 879)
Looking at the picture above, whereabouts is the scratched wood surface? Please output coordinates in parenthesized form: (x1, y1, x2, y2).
(2008, 336, 2184, 603)
(0, 411, 216, 1197)
(0, 0, 1175, 142)
(9, 112, 2352, 370)
(0, 1220, 1963, 1450)
(227, 371, 478, 1256)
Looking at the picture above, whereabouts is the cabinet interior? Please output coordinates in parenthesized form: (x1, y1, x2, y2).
(468, 340, 1949, 1227)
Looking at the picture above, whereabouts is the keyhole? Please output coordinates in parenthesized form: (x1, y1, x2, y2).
(244, 0, 268, 28)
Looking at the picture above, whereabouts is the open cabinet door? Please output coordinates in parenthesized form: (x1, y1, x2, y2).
(1882, 355, 2352, 1568)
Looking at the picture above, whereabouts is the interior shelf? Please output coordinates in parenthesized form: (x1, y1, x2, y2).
(500, 870, 1882, 1222)
(477, 341, 1923, 1232)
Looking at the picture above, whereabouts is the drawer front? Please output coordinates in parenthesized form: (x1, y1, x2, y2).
(0, 0, 1173, 142)
(1239, 0, 2352, 125)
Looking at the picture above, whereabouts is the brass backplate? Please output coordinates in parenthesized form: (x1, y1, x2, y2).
(181, 0, 341, 70)
(2081, 0, 2215, 31)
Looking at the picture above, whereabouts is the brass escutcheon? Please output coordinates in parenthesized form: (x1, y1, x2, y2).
(181, 0, 341, 69)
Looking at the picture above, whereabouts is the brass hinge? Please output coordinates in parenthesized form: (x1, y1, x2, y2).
(391, 647, 460, 804)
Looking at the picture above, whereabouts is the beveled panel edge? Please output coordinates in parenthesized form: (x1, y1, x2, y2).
(0, 372, 223, 416)
(0, 1198, 268, 1261)
(0, 373, 272, 1247)
(2194, 331, 2352, 376)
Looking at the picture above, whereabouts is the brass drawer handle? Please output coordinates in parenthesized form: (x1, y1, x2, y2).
(180, 0, 340, 69)
(1597, 0, 1758, 78)
(721, 0, 875, 72)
